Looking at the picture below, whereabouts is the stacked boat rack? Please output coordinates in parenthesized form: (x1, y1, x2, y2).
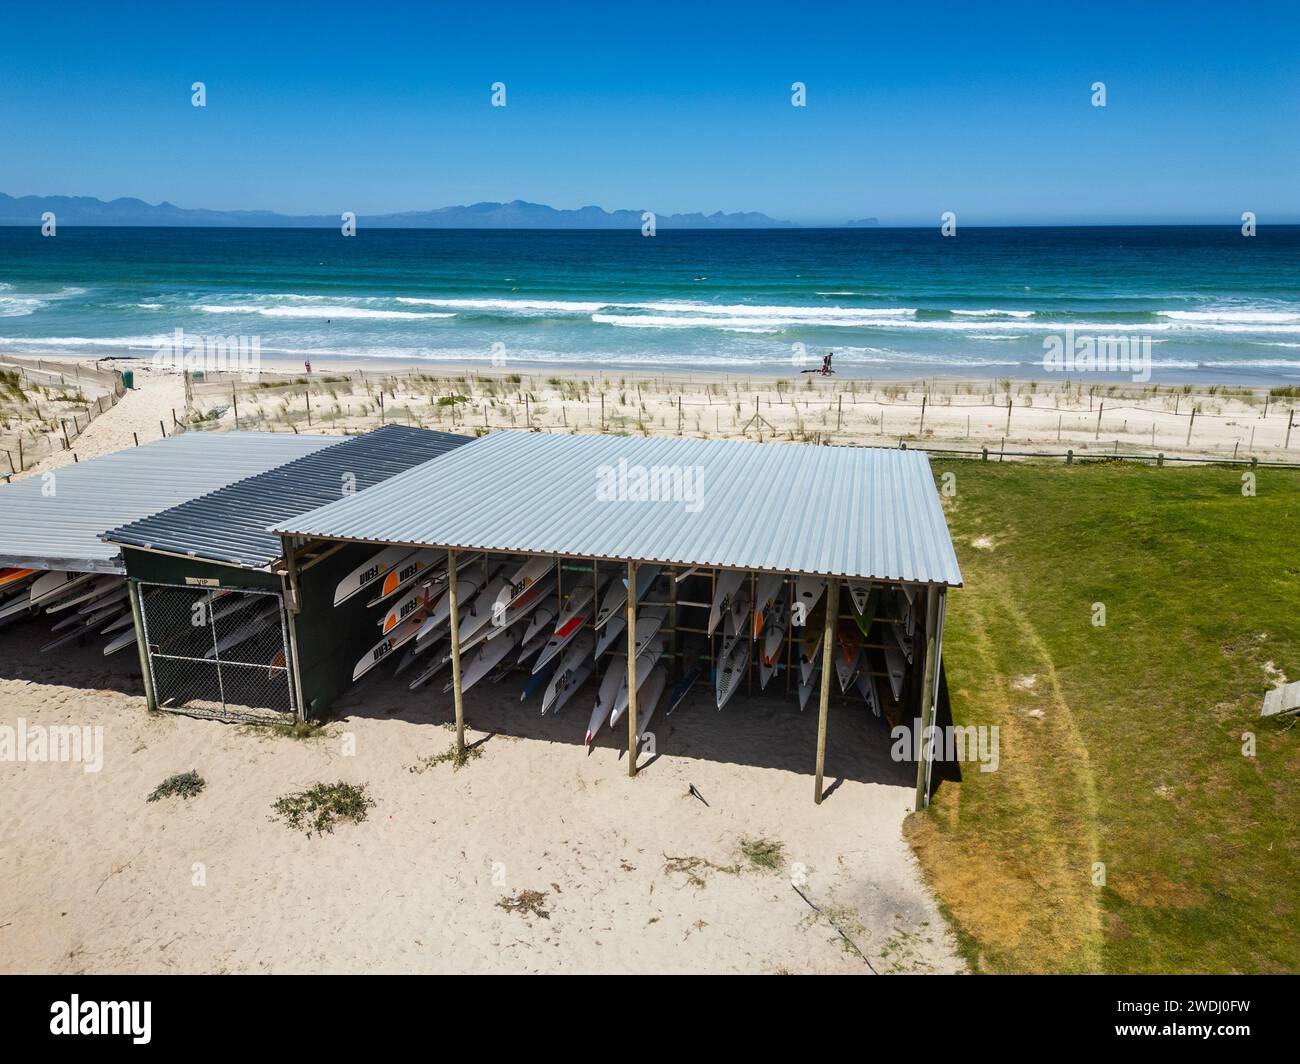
(0, 568, 137, 657)
(340, 546, 927, 752)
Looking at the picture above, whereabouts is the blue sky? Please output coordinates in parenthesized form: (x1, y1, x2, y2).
(1, 0, 1297, 225)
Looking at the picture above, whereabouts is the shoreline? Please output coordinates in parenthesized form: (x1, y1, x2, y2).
(7, 348, 1299, 393)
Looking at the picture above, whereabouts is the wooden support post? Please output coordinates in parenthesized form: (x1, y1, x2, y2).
(1287, 410, 1295, 450)
(914, 585, 941, 811)
(447, 550, 466, 755)
(626, 561, 639, 778)
(232, 385, 239, 425)
(283, 539, 308, 721)
(814, 579, 838, 804)
(1096, 402, 1103, 439)
(127, 579, 157, 712)
(919, 394, 927, 435)
(1186, 407, 1196, 446)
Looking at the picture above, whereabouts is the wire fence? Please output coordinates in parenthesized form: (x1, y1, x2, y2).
(0, 358, 127, 478)
(137, 582, 296, 723)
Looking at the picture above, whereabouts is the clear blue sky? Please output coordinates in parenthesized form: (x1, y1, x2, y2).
(2, 0, 1297, 225)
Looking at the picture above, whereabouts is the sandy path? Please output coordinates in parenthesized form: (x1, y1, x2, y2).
(0, 626, 960, 975)
(27, 363, 185, 474)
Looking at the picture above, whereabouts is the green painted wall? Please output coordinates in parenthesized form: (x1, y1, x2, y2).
(290, 542, 402, 718)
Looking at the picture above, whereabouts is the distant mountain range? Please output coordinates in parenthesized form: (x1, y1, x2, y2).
(0, 193, 817, 229)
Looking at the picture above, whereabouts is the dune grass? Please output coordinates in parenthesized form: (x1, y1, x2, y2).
(906, 458, 1299, 973)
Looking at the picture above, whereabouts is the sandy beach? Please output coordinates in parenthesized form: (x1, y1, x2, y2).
(0, 613, 958, 974)
(5, 353, 1296, 479)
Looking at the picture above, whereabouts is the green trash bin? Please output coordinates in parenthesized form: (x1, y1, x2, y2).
(122, 368, 135, 390)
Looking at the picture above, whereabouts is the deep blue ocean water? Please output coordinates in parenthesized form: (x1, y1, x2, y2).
(1, 225, 1298, 384)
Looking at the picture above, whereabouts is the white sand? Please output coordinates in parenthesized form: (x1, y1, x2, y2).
(0, 625, 959, 974)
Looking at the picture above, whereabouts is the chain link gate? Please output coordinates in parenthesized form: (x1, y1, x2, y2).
(136, 582, 296, 723)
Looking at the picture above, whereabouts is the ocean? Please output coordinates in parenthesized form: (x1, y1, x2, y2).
(1, 225, 1298, 385)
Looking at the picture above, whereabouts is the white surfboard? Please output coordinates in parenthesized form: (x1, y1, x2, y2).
(500, 555, 554, 610)
(585, 654, 625, 746)
(609, 635, 666, 726)
(540, 631, 596, 715)
(633, 664, 668, 741)
(445, 625, 519, 694)
(707, 570, 745, 636)
(353, 612, 425, 681)
(334, 545, 417, 608)
(532, 584, 595, 674)
(365, 548, 445, 607)
(29, 569, 98, 607)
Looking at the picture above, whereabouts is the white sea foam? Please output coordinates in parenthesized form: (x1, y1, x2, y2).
(397, 297, 607, 313)
(951, 309, 1035, 318)
(197, 304, 454, 321)
(1160, 309, 1300, 324)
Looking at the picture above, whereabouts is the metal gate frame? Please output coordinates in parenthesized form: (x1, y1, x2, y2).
(135, 580, 297, 723)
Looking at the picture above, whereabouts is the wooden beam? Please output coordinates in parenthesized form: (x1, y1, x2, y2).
(814, 579, 839, 803)
(626, 560, 639, 777)
(127, 579, 156, 713)
(447, 550, 466, 755)
(913, 585, 941, 811)
(282, 538, 308, 722)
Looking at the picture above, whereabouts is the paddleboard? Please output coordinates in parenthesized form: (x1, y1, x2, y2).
(353, 612, 425, 681)
(752, 573, 783, 638)
(501, 555, 554, 610)
(608, 635, 666, 726)
(208, 604, 279, 659)
(585, 655, 626, 746)
(0, 567, 35, 590)
(836, 620, 863, 692)
(29, 569, 97, 606)
(380, 582, 439, 635)
(446, 624, 519, 694)
(793, 575, 827, 621)
(531, 583, 595, 674)
(847, 580, 874, 614)
(666, 664, 703, 715)
(593, 612, 626, 660)
(707, 570, 745, 637)
(540, 630, 596, 714)
(365, 548, 444, 607)
(102, 626, 140, 656)
(44, 575, 120, 614)
(334, 544, 417, 607)
(881, 642, 907, 702)
(856, 668, 881, 717)
(715, 618, 750, 711)
(633, 664, 668, 741)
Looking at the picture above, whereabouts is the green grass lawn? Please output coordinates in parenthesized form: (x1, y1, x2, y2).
(906, 458, 1299, 974)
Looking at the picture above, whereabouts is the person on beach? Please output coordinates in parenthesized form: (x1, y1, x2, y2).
(304, 359, 312, 373)
(820, 351, 834, 375)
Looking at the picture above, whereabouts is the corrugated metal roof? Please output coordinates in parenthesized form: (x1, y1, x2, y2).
(104, 425, 473, 570)
(0, 431, 336, 574)
(273, 431, 962, 587)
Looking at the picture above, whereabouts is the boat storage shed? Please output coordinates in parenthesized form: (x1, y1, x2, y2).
(273, 431, 962, 807)
(0, 431, 335, 574)
(102, 425, 473, 723)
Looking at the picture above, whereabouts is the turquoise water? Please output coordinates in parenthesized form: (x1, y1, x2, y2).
(1, 225, 1298, 384)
